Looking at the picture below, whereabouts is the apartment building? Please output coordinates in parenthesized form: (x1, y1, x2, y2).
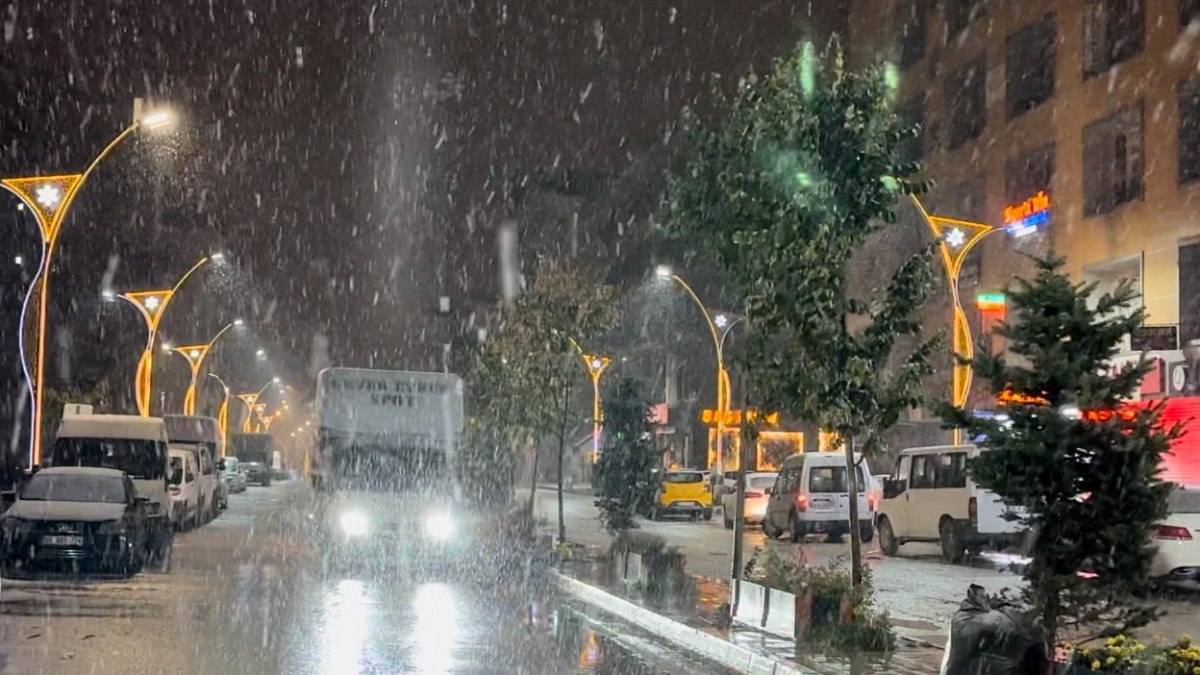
(849, 0, 1200, 484)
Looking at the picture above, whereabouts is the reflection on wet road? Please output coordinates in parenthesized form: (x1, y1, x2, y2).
(0, 483, 728, 674)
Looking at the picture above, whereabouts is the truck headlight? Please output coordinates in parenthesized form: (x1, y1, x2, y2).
(339, 510, 369, 537)
(424, 512, 454, 542)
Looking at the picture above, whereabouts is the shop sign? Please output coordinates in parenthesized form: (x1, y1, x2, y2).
(1003, 190, 1051, 237)
(1131, 325, 1179, 352)
(700, 409, 781, 426)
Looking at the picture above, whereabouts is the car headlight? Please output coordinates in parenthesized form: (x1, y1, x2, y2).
(339, 510, 369, 537)
(424, 512, 454, 542)
(97, 520, 127, 535)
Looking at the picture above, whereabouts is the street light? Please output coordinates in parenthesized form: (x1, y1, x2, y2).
(2, 101, 176, 464)
(582, 354, 612, 464)
(169, 320, 243, 415)
(109, 254, 225, 416)
(655, 266, 743, 476)
(208, 373, 231, 455)
(238, 378, 281, 432)
(909, 196, 997, 443)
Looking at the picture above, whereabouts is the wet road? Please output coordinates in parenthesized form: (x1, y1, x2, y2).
(0, 484, 731, 674)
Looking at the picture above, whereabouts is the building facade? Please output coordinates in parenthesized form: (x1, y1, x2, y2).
(849, 0, 1200, 484)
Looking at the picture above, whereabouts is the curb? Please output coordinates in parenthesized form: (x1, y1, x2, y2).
(555, 571, 819, 675)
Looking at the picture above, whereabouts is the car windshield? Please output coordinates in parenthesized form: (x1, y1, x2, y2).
(21, 474, 128, 504)
(1168, 488, 1200, 514)
(748, 476, 777, 489)
(664, 472, 703, 484)
(46, 437, 165, 480)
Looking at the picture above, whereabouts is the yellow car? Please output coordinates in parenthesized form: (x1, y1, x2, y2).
(651, 470, 713, 521)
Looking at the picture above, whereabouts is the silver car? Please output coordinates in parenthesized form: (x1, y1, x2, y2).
(222, 457, 248, 494)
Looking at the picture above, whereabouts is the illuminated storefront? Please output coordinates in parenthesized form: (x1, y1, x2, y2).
(699, 409, 837, 472)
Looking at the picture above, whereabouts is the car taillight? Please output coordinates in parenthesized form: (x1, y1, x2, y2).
(745, 491, 763, 499)
(795, 494, 808, 512)
(969, 497, 978, 528)
(1154, 525, 1194, 540)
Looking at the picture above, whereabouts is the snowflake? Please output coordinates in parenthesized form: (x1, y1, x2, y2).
(35, 184, 61, 209)
(944, 228, 966, 248)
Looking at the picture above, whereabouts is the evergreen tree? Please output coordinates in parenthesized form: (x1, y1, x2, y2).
(668, 40, 936, 586)
(593, 378, 658, 534)
(941, 254, 1178, 650)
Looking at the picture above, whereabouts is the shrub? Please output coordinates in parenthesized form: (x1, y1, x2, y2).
(1069, 634, 1147, 674)
(1150, 635, 1200, 675)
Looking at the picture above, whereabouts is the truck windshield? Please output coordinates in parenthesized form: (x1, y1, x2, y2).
(329, 445, 445, 492)
(46, 437, 165, 481)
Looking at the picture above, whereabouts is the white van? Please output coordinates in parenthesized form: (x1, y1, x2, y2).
(46, 414, 173, 567)
(763, 453, 876, 543)
(168, 448, 201, 530)
(163, 415, 223, 524)
(875, 445, 1024, 563)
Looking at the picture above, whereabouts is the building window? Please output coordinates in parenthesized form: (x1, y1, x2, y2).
(1180, 77, 1200, 184)
(945, 0, 986, 37)
(1183, 0, 1200, 28)
(897, 96, 924, 166)
(1082, 103, 1144, 216)
(1083, 0, 1144, 79)
(946, 58, 986, 150)
(1005, 144, 1055, 210)
(1180, 240, 1200, 346)
(896, 1, 927, 69)
(1006, 14, 1056, 119)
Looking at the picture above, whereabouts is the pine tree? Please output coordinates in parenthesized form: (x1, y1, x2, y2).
(593, 378, 659, 535)
(941, 254, 1179, 650)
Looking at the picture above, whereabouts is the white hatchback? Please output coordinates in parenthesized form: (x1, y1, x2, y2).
(721, 472, 778, 529)
(1151, 487, 1200, 591)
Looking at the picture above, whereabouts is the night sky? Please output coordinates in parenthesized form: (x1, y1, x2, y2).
(0, 1, 844, 457)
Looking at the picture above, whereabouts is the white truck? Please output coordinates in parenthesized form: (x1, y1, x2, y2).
(313, 368, 465, 564)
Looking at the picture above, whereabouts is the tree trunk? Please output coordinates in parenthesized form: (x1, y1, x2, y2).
(556, 379, 574, 544)
(527, 435, 539, 513)
(845, 434, 863, 588)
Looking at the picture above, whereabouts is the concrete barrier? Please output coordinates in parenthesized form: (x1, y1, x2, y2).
(555, 572, 818, 675)
(764, 588, 796, 639)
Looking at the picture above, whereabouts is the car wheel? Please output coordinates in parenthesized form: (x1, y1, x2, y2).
(723, 513, 734, 530)
(939, 518, 964, 564)
(877, 517, 899, 556)
(788, 512, 806, 543)
(860, 523, 875, 543)
(763, 515, 781, 539)
(702, 509, 713, 522)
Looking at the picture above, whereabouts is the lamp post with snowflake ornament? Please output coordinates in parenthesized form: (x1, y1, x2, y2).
(1, 99, 175, 464)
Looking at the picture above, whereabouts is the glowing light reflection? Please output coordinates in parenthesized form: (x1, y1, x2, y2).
(318, 579, 369, 675)
(412, 582, 459, 674)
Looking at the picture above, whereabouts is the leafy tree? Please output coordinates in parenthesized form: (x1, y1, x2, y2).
(668, 41, 936, 586)
(941, 255, 1177, 651)
(486, 267, 617, 543)
(593, 378, 659, 534)
(459, 346, 520, 509)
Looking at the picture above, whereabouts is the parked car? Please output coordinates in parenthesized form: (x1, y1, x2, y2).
(721, 472, 778, 529)
(222, 457, 248, 494)
(230, 433, 277, 486)
(44, 413, 172, 568)
(163, 416, 223, 523)
(648, 470, 713, 521)
(764, 452, 876, 543)
(874, 445, 1025, 563)
(0, 467, 149, 576)
(1151, 487, 1200, 591)
(168, 448, 201, 530)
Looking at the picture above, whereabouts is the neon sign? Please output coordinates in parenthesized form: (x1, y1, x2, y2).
(700, 409, 781, 426)
(1003, 190, 1051, 238)
(976, 292, 1006, 312)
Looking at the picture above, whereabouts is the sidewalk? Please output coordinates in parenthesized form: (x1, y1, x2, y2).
(555, 553, 946, 674)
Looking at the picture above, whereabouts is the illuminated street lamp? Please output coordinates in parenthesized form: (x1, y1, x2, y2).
(238, 377, 281, 432)
(207, 373, 232, 455)
(909, 196, 997, 443)
(582, 354, 612, 464)
(2, 101, 176, 464)
(169, 320, 243, 415)
(108, 254, 225, 416)
(654, 265, 743, 475)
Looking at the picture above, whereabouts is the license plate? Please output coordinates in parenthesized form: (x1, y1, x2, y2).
(42, 535, 83, 547)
